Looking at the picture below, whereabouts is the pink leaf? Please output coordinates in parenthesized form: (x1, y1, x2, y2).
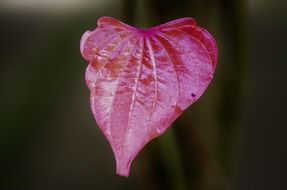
(80, 16, 217, 176)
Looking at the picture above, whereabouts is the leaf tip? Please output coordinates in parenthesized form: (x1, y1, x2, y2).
(116, 157, 132, 177)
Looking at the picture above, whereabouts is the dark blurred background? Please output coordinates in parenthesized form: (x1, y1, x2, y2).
(1, 0, 287, 190)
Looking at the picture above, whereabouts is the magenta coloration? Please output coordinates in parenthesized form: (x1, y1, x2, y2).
(80, 16, 217, 176)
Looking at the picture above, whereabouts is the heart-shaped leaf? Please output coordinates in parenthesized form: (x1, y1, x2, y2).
(80, 16, 217, 176)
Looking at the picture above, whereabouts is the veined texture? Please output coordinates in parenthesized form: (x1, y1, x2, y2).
(80, 16, 217, 176)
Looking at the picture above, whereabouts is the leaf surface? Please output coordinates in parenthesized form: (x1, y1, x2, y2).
(80, 16, 217, 176)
